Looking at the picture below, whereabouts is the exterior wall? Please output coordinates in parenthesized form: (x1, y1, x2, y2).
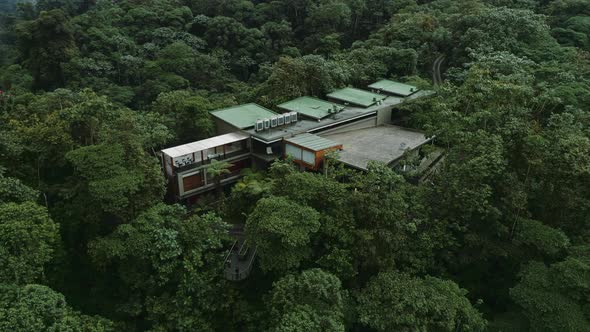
(284, 142, 343, 171)
(317, 116, 377, 135)
(314, 147, 342, 170)
(376, 107, 393, 125)
(175, 155, 251, 199)
(165, 138, 251, 200)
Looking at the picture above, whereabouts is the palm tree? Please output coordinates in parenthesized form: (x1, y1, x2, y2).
(208, 159, 231, 199)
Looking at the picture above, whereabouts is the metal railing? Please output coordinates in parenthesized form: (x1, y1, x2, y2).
(223, 240, 257, 281)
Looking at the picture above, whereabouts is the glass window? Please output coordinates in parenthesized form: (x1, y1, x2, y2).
(285, 144, 302, 160)
(302, 149, 315, 165)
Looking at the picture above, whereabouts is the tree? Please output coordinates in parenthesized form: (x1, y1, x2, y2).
(261, 20, 293, 52)
(258, 55, 350, 105)
(0, 64, 33, 90)
(270, 170, 357, 279)
(225, 169, 272, 224)
(514, 218, 570, 257)
(357, 272, 486, 332)
(458, 7, 561, 62)
(0, 171, 39, 204)
(0, 283, 114, 331)
(37, 0, 83, 16)
(0, 201, 60, 284)
(510, 246, 590, 332)
(88, 203, 229, 331)
(207, 159, 231, 199)
(16, 9, 79, 90)
(347, 162, 440, 275)
(65, 143, 164, 223)
(246, 196, 320, 273)
(269, 269, 347, 332)
(150, 90, 218, 144)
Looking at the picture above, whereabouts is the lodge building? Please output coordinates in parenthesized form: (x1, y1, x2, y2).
(160, 79, 436, 203)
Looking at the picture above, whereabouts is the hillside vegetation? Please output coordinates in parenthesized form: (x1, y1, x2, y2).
(0, 0, 589, 331)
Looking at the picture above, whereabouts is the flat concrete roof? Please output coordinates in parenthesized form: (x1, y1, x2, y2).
(277, 96, 345, 120)
(246, 96, 403, 143)
(320, 125, 432, 170)
(368, 79, 419, 97)
(162, 132, 249, 158)
(210, 103, 278, 129)
(285, 133, 341, 152)
(327, 87, 387, 107)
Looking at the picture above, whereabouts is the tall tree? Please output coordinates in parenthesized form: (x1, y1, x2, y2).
(0, 283, 114, 331)
(510, 246, 590, 332)
(16, 9, 78, 90)
(246, 196, 320, 273)
(0, 201, 60, 284)
(357, 272, 486, 332)
(269, 269, 347, 332)
(89, 203, 229, 331)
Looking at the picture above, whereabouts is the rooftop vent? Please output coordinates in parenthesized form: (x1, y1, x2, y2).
(255, 120, 263, 132)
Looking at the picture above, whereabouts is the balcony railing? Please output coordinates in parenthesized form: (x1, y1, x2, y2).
(223, 239, 257, 281)
(174, 148, 249, 173)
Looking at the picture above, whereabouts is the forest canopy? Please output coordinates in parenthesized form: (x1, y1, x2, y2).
(1, 0, 590, 331)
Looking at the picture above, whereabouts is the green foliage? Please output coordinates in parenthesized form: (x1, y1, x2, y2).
(225, 169, 272, 223)
(0, 172, 38, 204)
(0, 284, 114, 331)
(515, 218, 570, 257)
(258, 55, 350, 105)
(246, 196, 321, 273)
(269, 269, 347, 332)
(0, 202, 60, 284)
(16, 9, 79, 90)
(1, 0, 590, 330)
(67, 144, 134, 207)
(357, 272, 486, 332)
(510, 247, 590, 332)
(459, 7, 559, 61)
(150, 90, 222, 143)
(89, 203, 229, 330)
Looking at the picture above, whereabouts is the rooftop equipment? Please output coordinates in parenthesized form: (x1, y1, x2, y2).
(255, 120, 263, 132)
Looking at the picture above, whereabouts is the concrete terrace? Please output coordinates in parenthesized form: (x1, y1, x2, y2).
(321, 124, 433, 170)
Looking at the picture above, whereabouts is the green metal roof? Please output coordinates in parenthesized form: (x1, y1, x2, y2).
(277, 96, 344, 120)
(210, 103, 278, 129)
(326, 87, 386, 107)
(285, 133, 341, 152)
(368, 79, 419, 97)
